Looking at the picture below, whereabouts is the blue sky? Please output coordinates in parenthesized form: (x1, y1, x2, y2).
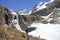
(0, 0, 50, 11)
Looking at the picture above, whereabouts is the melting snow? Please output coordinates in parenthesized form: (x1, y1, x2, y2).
(28, 23, 60, 40)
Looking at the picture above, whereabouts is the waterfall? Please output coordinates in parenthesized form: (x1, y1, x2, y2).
(11, 11, 25, 32)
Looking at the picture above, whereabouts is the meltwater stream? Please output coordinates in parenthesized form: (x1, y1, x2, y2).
(28, 23, 60, 40)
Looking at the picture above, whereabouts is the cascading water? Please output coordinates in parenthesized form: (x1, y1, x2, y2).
(11, 11, 25, 32)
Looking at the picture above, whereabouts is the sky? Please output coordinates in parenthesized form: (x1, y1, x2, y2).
(0, 0, 50, 11)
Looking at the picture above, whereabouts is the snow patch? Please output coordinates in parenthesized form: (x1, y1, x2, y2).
(28, 23, 60, 40)
(50, 0, 54, 2)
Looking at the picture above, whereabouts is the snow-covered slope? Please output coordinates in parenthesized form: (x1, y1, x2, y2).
(50, 0, 54, 2)
(41, 7, 56, 19)
(28, 23, 60, 40)
(32, 0, 54, 13)
(16, 9, 32, 15)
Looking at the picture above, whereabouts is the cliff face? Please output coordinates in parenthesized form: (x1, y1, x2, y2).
(0, 5, 13, 25)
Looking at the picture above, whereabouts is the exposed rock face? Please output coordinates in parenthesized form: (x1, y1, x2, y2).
(48, 8, 60, 24)
(0, 5, 12, 25)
